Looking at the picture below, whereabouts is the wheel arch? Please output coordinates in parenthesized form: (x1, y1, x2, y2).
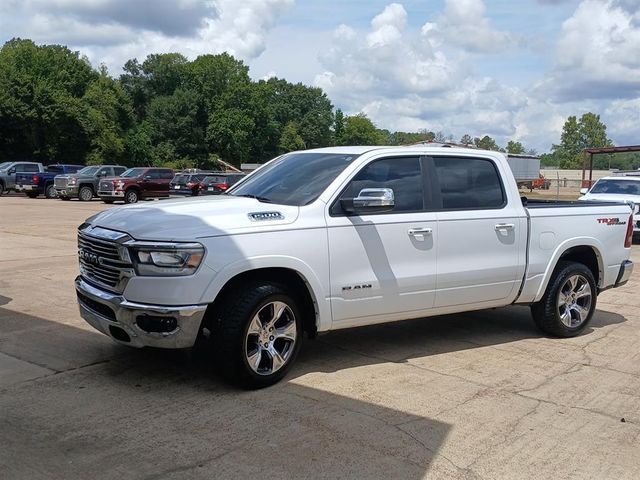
(202, 261, 329, 336)
(534, 239, 604, 302)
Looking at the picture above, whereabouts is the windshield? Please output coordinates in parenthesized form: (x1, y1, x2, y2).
(121, 168, 146, 178)
(229, 152, 360, 206)
(0, 162, 12, 170)
(590, 179, 640, 196)
(77, 166, 100, 175)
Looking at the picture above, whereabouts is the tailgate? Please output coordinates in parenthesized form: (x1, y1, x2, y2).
(15, 173, 37, 185)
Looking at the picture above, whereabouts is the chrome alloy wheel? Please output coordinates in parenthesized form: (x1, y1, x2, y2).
(245, 301, 297, 376)
(557, 274, 593, 328)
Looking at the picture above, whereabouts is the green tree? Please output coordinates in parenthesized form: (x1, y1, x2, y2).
(279, 122, 306, 153)
(333, 109, 345, 145)
(81, 73, 134, 164)
(474, 135, 501, 151)
(550, 113, 612, 168)
(506, 140, 525, 154)
(340, 113, 386, 145)
(460, 134, 473, 145)
(0, 38, 97, 163)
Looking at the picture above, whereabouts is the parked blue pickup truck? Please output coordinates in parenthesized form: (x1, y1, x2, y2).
(15, 164, 84, 198)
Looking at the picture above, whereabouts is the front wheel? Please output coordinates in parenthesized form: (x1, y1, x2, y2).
(212, 282, 303, 389)
(531, 261, 596, 337)
(45, 184, 57, 199)
(124, 189, 139, 204)
(78, 186, 93, 201)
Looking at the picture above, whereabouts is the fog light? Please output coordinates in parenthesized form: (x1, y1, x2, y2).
(136, 315, 178, 333)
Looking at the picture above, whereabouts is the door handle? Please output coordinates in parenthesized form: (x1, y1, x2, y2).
(408, 227, 433, 236)
(494, 223, 515, 231)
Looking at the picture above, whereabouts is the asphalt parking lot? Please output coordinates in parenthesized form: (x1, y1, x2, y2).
(1, 195, 640, 480)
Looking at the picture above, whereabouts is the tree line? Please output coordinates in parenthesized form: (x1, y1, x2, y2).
(2, 38, 630, 169)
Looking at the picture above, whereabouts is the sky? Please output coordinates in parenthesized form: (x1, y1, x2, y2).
(1, 0, 639, 153)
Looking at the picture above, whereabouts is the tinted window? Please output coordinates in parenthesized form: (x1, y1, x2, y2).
(230, 152, 360, 206)
(121, 168, 146, 178)
(433, 157, 504, 210)
(67, 166, 84, 173)
(17, 164, 39, 173)
(338, 157, 424, 213)
(589, 179, 640, 195)
(161, 170, 174, 179)
(46, 165, 64, 174)
(97, 167, 111, 176)
(114, 167, 126, 176)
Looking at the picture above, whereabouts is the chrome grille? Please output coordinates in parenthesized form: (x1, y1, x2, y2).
(78, 230, 133, 293)
(54, 177, 68, 188)
(99, 181, 113, 192)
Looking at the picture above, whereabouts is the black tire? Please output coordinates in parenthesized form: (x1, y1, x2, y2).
(124, 189, 139, 204)
(45, 184, 57, 199)
(26, 192, 38, 198)
(211, 282, 303, 389)
(531, 261, 597, 337)
(78, 186, 93, 201)
(0, 182, 4, 196)
(59, 196, 70, 201)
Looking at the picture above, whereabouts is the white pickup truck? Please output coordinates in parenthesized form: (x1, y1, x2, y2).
(75, 146, 635, 388)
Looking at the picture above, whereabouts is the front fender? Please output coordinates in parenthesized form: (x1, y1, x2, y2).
(199, 255, 332, 332)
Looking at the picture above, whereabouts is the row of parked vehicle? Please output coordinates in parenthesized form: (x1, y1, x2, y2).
(0, 161, 246, 203)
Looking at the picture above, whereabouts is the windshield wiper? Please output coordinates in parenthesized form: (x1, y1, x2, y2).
(233, 194, 275, 203)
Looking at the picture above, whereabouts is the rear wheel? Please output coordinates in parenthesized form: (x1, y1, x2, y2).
(124, 189, 139, 204)
(212, 282, 302, 389)
(78, 186, 93, 201)
(531, 261, 596, 337)
(45, 184, 57, 199)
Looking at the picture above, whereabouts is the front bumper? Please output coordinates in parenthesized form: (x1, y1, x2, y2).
(98, 190, 124, 199)
(615, 260, 634, 287)
(75, 276, 208, 349)
(56, 185, 78, 196)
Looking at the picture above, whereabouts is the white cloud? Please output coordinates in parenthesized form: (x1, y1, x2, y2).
(0, 0, 295, 72)
(537, 0, 640, 101)
(315, 2, 526, 145)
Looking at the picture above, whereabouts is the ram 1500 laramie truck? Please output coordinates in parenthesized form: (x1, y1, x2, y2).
(0, 161, 45, 195)
(75, 146, 635, 388)
(55, 165, 126, 201)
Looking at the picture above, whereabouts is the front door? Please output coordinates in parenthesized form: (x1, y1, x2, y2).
(326, 156, 438, 325)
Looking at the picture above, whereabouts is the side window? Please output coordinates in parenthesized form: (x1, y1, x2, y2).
(433, 157, 505, 210)
(146, 170, 160, 179)
(114, 167, 126, 176)
(161, 170, 174, 180)
(16, 164, 38, 173)
(337, 157, 424, 214)
(97, 167, 111, 177)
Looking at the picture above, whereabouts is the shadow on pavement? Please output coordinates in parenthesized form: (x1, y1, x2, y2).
(0, 304, 628, 479)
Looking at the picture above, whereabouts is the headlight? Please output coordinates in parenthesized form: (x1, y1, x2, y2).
(128, 242, 205, 276)
(68, 178, 77, 185)
(114, 181, 124, 189)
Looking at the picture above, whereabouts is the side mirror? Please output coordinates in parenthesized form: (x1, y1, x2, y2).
(8, 168, 15, 174)
(143, 175, 152, 180)
(580, 188, 589, 195)
(341, 188, 395, 214)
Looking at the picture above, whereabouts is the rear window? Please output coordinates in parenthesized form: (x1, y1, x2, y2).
(46, 165, 64, 174)
(433, 157, 505, 210)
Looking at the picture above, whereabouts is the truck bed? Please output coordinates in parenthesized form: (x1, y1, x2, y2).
(523, 198, 629, 208)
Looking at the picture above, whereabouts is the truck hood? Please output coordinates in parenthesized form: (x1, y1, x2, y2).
(90, 196, 300, 241)
(579, 193, 640, 205)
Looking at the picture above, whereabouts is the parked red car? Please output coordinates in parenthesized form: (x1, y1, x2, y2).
(97, 167, 174, 204)
(198, 173, 246, 195)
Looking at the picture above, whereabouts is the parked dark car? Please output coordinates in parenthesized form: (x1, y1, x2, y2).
(15, 164, 85, 198)
(169, 172, 212, 196)
(98, 167, 174, 204)
(55, 165, 126, 201)
(198, 173, 246, 195)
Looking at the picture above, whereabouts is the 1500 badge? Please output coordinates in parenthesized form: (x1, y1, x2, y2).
(597, 217, 627, 226)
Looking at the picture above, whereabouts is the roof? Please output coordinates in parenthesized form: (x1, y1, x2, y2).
(303, 145, 505, 157)
(598, 176, 640, 182)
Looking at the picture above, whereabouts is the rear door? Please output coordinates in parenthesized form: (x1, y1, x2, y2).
(327, 156, 438, 325)
(431, 155, 524, 308)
